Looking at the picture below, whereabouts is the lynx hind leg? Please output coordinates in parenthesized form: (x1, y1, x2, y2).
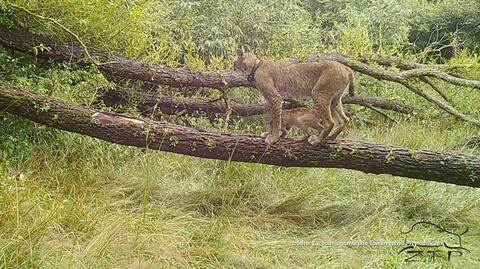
(308, 95, 334, 146)
(329, 98, 350, 140)
(261, 108, 275, 138)
(310, 117, 324, 135)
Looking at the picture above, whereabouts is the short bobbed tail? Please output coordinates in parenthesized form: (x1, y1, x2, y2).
(348, 71, 355, 96)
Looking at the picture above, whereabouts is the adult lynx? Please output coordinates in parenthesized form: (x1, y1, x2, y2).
(234, 52, 354, 145)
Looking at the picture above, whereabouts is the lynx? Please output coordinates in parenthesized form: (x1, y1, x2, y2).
(234, 52, 354, 145)
(263, 107, 322, 141)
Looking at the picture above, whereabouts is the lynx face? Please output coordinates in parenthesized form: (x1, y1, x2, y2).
(233, 55, 246, 72)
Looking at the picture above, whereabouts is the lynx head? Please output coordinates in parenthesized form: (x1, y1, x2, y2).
(233, 49, 258, 73)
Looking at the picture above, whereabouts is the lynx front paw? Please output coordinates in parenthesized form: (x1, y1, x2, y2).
(307, 135, 318, 145)
(265, 131, 281, 144)
(260, 132, 269, 138)
(307, 134, 326, 146)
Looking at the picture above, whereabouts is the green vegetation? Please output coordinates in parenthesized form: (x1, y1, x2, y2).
(1, 0, 480, 268)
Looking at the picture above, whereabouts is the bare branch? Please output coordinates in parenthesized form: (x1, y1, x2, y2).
(400, 80, 480, 125)
(365, 105, 398, 123)
(419, 76, 451, 103)
(97, 87, 420, 120)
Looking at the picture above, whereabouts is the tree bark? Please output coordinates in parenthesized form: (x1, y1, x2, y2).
(98, 87, 419, 119)
(1, 84, 479, 187)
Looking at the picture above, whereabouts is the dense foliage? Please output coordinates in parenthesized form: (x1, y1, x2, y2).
(2, 0, 480, 67)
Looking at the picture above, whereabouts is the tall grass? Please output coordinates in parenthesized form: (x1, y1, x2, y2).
(1, 116, 479, 268)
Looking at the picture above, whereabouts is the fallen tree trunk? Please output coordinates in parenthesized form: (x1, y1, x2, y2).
(99, 87, 419, 118)
(1, 84, 479, 187)
(98, 87, 288, 117)
(3, 26, 475, 91)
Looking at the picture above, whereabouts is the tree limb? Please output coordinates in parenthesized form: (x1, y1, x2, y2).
(98, 87, 419, 119)
(399, 80, 479, 125)
(0, 26, 253, 89)
(7, 3, 97, 65)
(365, 105, 398, 123)
(361, 54, 465, 79)
(419, 76, 451, 103)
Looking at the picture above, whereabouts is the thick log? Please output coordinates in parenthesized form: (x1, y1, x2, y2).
(99, 87, 418, 118)
(98, 87, 289, 117)
(1, 84, 479, 187)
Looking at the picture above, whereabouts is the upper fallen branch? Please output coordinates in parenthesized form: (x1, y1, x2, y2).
(1, 84, 479, 187)
(0, 27, 478, 125)
(359, 55, 458, 103)
(7, 2, 97, 65)
(99, 87, 419, 119)
(364, 54, 428, 70)
(399, 68, 480, 89)
(362, 54, 465, 77)
(0, 27, 253, 89)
